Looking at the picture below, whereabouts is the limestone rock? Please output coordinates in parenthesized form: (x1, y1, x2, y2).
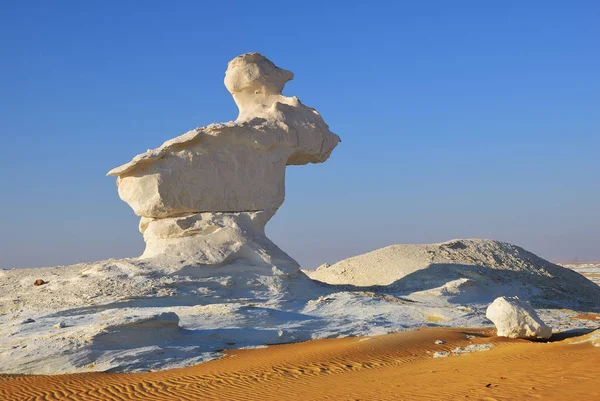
(139, 211, 299, 272)
(108, 53, 340, 220)
(486, 296, 552, 339)
(304, 239, 600, 309)
(107, 53, 339, 266)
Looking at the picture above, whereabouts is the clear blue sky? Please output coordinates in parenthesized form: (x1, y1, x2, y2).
(1, 1, 598, 269)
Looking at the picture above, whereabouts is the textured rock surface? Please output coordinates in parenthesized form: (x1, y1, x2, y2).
(108, 53, 340, 220)
(486, 296, 552, 339)
(2, 239, 598, 374)
(107, 53, 340, 263)
(139, 211, 297, 268)
(305, 239, 600, 310)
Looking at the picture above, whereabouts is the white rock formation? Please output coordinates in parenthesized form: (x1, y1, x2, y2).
(305, 239, 600, 309)
(108, 53, 340, 219)
(0, 53, 346, 374)
(107, 53, 339, 266)
(486, 296, 552, 339)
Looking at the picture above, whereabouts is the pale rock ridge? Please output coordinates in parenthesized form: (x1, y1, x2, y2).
(107, 53, 340, 263)
(305, 239, 600, 309)
(486, 296, 552, 339)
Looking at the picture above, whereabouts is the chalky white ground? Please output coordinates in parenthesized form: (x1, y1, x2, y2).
(1, 239, 598, 374)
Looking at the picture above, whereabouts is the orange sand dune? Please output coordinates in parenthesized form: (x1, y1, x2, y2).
(2, 327, 599, 401)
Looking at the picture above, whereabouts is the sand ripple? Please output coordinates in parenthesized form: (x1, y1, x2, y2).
(2, 327, 599, 401)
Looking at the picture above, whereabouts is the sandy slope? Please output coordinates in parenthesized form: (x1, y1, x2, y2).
(2, 327, 599, 401)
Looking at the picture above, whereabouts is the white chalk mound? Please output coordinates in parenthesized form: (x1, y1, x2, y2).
(486, 296, 552, 339)
(306, 239, 600, 309)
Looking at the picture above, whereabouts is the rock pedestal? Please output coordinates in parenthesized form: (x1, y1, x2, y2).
(139, 211, 299, 274)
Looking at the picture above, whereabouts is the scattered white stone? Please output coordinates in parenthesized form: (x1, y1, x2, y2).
(451, 343, 494, 354)
(486, 296, 552, 340)
(434, 339, 445, 344)
(432, 343, 494, 359)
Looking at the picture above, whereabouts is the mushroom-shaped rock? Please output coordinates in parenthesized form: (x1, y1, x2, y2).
(108, 53, 340, 220)
(107, 53, 340, 265)
(486, 296, 552, 340)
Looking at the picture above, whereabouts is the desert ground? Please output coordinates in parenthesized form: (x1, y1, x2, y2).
(0, 266, 598, 401)
(2, 323, 599, 401)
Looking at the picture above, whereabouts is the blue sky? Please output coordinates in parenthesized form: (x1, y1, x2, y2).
(1, 1, 598, 269)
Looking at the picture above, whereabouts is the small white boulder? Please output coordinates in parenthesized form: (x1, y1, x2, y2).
(486, 296, 552, 340)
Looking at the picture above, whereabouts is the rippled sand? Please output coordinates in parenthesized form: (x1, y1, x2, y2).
(2, 327, 599, 401)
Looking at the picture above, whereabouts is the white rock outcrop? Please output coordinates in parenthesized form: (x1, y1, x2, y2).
(486, 296, 552, 340)
(107, 53, 340, 265)
(305, 239, 600, 309)
(108, 53, 339, 218)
